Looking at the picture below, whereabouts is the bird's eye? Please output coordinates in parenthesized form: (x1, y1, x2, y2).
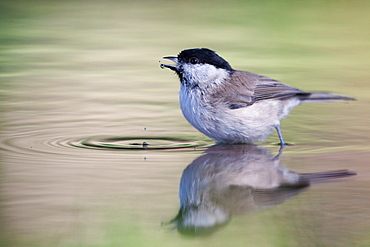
(190, 57, 199, 64)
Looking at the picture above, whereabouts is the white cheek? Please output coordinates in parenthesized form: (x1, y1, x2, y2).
(182, 64, 229, 87)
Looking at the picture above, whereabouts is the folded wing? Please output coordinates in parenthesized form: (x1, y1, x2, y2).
(224, 71, 309, 109)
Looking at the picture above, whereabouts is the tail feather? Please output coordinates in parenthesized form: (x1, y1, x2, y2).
(301, 92, 356, 103)
(299, 169, 356, 184)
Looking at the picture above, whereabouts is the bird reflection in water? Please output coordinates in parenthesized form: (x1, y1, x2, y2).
(170, 144, 355, 236)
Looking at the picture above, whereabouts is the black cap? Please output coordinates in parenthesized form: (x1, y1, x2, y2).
(178, 48, 233, 71)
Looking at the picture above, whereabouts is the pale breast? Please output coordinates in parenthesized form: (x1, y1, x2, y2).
(178, 80, 301, 144)
(179, 86, 215, 135)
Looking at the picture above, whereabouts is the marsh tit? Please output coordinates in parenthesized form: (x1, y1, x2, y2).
(160, 48, 355, 145)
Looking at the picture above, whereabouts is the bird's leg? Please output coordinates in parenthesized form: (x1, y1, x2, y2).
(275, 124, 287, 146)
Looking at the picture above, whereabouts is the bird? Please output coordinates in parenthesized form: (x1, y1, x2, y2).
(160, 48, 355, 145)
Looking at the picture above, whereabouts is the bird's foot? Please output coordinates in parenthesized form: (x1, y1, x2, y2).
(278, 142, 294, 146)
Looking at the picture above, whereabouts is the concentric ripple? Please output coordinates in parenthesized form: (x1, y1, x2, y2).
(71, 136, 209, 150)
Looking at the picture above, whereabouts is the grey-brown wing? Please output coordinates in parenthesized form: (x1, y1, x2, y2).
(224, 71, 310, 109)
(254, 81, 310, 102)
(210, 70, 309, 109)
(210, 70, 258, 109)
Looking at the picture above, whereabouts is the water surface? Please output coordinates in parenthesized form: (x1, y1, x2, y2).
(1, 1, 370, 246)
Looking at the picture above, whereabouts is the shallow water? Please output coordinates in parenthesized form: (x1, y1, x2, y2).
(1, 1, 370, 246)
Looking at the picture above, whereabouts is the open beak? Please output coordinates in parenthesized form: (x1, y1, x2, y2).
(160, 56, 179, 72)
